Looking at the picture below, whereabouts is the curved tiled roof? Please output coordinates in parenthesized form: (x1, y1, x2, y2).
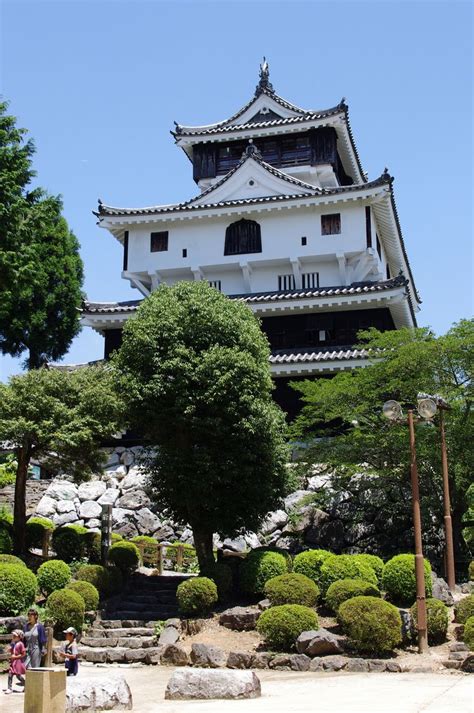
(269, 348, 370, 364)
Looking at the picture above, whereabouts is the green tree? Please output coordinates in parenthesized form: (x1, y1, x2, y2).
(0, 101, 83, 369)
(114, 281, 290, 570)
(291, 320, 473, 560)
(0, 366, 124, 556)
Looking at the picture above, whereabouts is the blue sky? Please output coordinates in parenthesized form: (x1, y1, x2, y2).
(0, 0, 472, 381)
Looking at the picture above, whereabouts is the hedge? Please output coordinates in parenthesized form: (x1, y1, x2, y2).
(0, 555, 26, 567)
(338, 596, 402, 654)
(353, 554, 385, 583)
(240, 551, 288, 595)
(46, 588, 85, 633)
(176, 577, 218, 615)
(292, 549, 332, 586)
(52, 525, 88, 563)
(37, 559, 71, 596)
(108, 541, 140, 573)
(319, 554, 378, 593)
(410, 597, 448, 644)
(382, 554, 432, 605)
(464, 616, 474, 650)
(257, 604, 319, 651)
(67, 580, 100, 611)
(0, 563, 37, 615)
(325, 578, 380, 613)
(201, 562, 233, 601)
(264, 573, 319, 607)
(76, 564, 110, 597)
(454, 594, 474, 624)
(0, 526, 13, 555)
(26, 517, 54, 550)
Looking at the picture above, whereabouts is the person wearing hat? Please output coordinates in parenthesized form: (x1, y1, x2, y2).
(58, 627, 79, 676)
(3, 630, 26, 694)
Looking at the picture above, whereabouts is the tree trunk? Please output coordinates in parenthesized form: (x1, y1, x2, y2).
(191, 524, 215, 573)
(13, 444, 31, 557)
(28, 349, 46, 370)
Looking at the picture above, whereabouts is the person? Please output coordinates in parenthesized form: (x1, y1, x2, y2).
(58, 627, 79, 676)
(3, 630, 26, 694)
(23, 608, 47, 668)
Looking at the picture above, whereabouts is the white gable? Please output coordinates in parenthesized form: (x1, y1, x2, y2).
(232, 93, 303, 126)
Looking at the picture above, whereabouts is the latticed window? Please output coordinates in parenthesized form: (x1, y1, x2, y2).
(302, 272, 319, 289)
(321, 213, 341, 235)
(208, 280, 222, 291)
(150, 231, 169, 252)
(224, 219, 262, 256)
(278, 274, 295, 291)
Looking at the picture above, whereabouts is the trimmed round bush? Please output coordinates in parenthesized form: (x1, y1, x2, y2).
(325, 578, 380, 613)
(240, 551, 288, 595)
(67, 580, 100, 611)
(293, 549, 332, 585)
(46, 588, 85, 632)
(382, 554, 432, 605)
(37, 559, 71, 596)
(83, 531, 101, 564)
(264, 573, 319, 607)
(410, 597, 448, 644)
(0, 563, 37, 615)
(201, 563, 233, 601)
(469, 561, 474, 581)
(338, 596, 402, 654)
(464, 616, 474, 650)
(108, 541, 140, 573)
(455, 594, 474, 624)
(0, 555, 26, 567)
(257, 604, 319, 651)
(354, 554, 384, 583)
(176, 576, 218, 615)
(52, 525, 88, 563)
(320, 554, 378, 593)
(26, 517, 54, 550)
(0, 507, 13, 530)
(76, 564, 110, 597)
(0, 525, 13, 554)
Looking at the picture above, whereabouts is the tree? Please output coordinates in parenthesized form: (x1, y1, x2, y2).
(291, 319, 473, 561)
(0, 366, 124, 556)
(0, 101, 83, 368)
(114, 281, 290, 571)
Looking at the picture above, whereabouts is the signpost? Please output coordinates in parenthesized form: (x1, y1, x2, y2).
(101, 503, 113, 565)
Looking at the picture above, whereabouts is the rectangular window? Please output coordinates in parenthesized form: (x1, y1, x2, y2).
(386, 263, 391, 280)
(376, 233, 382, 260)
(321, 213, 341, 235)
(123, 231, 129, 272)
(150, 231, 168, 252)
(301, 236, 307, 246)
(365, 206, 372, 248)
(302, 272, 319, 289)
(278, 274, 295, 291)
(182, 248, 187, 258)
(208, 280, 222, 291)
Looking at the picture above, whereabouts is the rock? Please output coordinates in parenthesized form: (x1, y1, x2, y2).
(112, 507, 136, 527)
(155, 525, 175, 541)
(66, 674, 132, 711)
(79, 648, 107, 663)
(275, 536, 294, 549)
(431, 574, 455, 606)
(309, 658, 323, 671)
(191, 643, 227, 668)
(165, 668, 261, 700)
(54, 511, 79, 526)
(0, 616, 27, 632)
(448, 651, 469, 661)
(442, 660, 462, 670)
(158, 626, 180, 646)
(46, 481, 78, 501)
(345, 659, 368, 673)
(219, 607, 260, 631)
(105, 452, 120, 467)
(145, 647, 165, 665)
(98, 489, 121, 506)
(105, 465, 128, 481)
(161, 643, 190, 666)
(121, 468, 146, 490)
(461, 655, 474, 673)
(226, 651, 254, 669)
(244, 532, 261, 549)
(260, 510, 288, 535)
(399, 609, 413, 644)
(222, 536, 247, 553)
(367, 660, 387, 672)
(284, 490, 309, 511)
(449, 642, 469, 652)
(85, 519, 101, 529)
(385, 661, 401, 673)
(79, 500, 102, 520)
(252, 652, 273, 669)
(307, 474, 332, 491)
(268, 655, 290, 670)
(322, 655, 347, 671)
(35, 495, 58, 517)
(257, 599, 271, 611)
(117, 490, 151, 510)
(120, 451, 135, 466)
(106, 648, 128, 663)
(56, 500, 76, 514)
(284, 504, 315, 534)
(296, 628, 344, 657)
(288, 654, 311, 671)
(135, 508, 161, 534)
(77, 481, 107, 502)
(179, 527, 194, 544)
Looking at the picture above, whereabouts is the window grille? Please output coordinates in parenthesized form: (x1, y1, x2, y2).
(224, 219, 262, 255)
(208, 280, 222, 291)
(278, 274, 295, 291)
(150, 231, 169, 252)
(321, 214, 341, 235)
(302, 272, 319, 289)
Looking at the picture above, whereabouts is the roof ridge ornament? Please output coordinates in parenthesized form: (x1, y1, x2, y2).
(242, 139, 262, 159)
(255, 56, 275, 97)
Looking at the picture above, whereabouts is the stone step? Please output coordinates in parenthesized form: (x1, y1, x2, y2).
(78, 646, 163, 665)
(118, 594, 177, 604)
(97, 619, 152, 629)
(89, 627, 155, 638)
(80, 636, 156, 649)
(105, 610, 178, 620)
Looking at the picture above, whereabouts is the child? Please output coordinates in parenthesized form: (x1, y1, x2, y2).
(3, 630, 26, 694)
(58, 627, 79, 676)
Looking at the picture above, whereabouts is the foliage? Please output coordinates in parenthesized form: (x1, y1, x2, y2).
(319, 554, 378, 593)
(325, 578, 381, 613)
(166, 543, 199, 573)
(37, 559, 71, 596)
(114, 282, 290, 570)
(131, 535, 158, 565)
(108, 541, 139, 573)
(257, 604, 318, 651)
(0, 526, 12, 554)
(410, 597, 448, 644)
(67, 580, 99, 611)
(82, 531, 101, 564)
(52, 525, 88, 563)
(469, 561, 474, 581)
(0, 455, 17, 488)
(45, 588, 84, 633)
(292, 322, 474, 561)
(292, 549, 332, 586)
(462, 484, 474, 551)
(26, 517, 54, 550)
(382, 554, 432, 605)
(264, 573, 319, 607)
(240, 550, 289, 595)
(0, 554, 26, 567)
(0, 365, 124, 556)
(75, 564, 111, 597)
(201, 562, 233, 601)
(338, 596, 402, 654)
(454, 594, 474, 624)
(0, 563, 37, 615)
(464, 616, 474, 650)
(153, 620, 165, 638)
(0, 505, 13, 529)
(176, 576, 218, 615)
(353, 554, 384, 583)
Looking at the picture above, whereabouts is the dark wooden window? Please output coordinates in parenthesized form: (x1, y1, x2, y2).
(182, 248, 187, 258)
(278, 274, 295, 290)
(376, 233, 382, 260)
(302, 272, 319, 289)
(321, 213, 341, 235)
(224, 219, 262, 256)
(386, 263, 391, 279)
(365, 206, 372, 248)
(123, 231, 129, 271)
(301, 236, 307, 246)
(150, 231, 168, 252)
(208, 280, 222, 291)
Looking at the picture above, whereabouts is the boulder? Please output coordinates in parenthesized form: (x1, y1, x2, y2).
(252, 652, 274, 669)
(226, 651, 254, 669)
(0, 616, 27, 632)
(461, 655, 474, 673)
(165, 668, 261, 700)
(134, 508, 161, 535)
(85, 519, 100, 530)
(431, 573, 455, 606)
(66, 674, 132, 711)
(79, 500, 102, 520)
(104, 465, 128, 481)
(257, 599, 271, 611)
(105, 452, 120, 467)
(161, 643, 190, 666)
(222, 536, 247, 553)
(46, 481, 78, 501)
(219, 607, 260, 631)
(399, 609, 413, 644)
(117, 490, 151, 510)
(54, 510, 79, 526)
(307, 474, 332, 491)
(120, 469, 146, 490)
(77, 481, 107, 502)
(346, 658, 369, 672)
(322, 655, 347, 671)
(56, 500, 76, 514)
(154, 525, 175, 541)
(270, 654, 310, 671)
(284, 490, 309, 511)
(296, 628, 344, 657)
(244, 532, 261, 549)
(98, 488, 120, 506)
(35, 495, 57, 518)
(190, 643, 227, 668)
(260, 510, 288, 535)
(179, 527, 194, 544)
(120, 451, 135, 466)
(158, 626, 180, 646)
(106, 648, 128, 663)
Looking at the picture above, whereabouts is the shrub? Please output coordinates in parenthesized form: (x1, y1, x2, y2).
(455, 594, 474, 624)
(67, 580, 100, 611)
(46, 588, 85, 633)
(382, 554, 432, 605)
(0, 555, 26, 567)
(52, 525, 88, 563)
(0, 526, 13, 554)
(338, 596, 402, 654)
(240, 551, 288, 595)
(108, 541, 140, 573)
(131, 535, 158, 565)
(37, 560, 71, 596)
(76, 564, 110, 597)
(201, 562, 233, 601)
(83, 531, 101, 564)
(0, 563, 37, 615)
(410, 598, 449, 644)
(106, 566, 123, 594)
(292, 549, 332, 585)
(176, 577, 218, 615)
(354, 554, 385, 583)
(257, 604, 319, 651)
(464, 616, 474, 650)
(264, 573, 319, 607)
(0, 505, 13, 530)
(325, 578, 381, 613)
(469, 561, 474, 581)
(26, 517, 54, 550)
(320, 554, 378, 593)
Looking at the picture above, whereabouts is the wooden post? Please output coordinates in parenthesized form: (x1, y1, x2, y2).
(45, 627, 53, 668)
(177, 545, 184, 570)
(42, 530, 51, 559)
(157, 545, 163, 575)
(137, 542, 145, 565)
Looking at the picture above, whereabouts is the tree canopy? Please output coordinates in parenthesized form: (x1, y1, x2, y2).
(291, 319, 473, 562)
(0, 101, 83, 368)
(114, 281, 290, 570)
